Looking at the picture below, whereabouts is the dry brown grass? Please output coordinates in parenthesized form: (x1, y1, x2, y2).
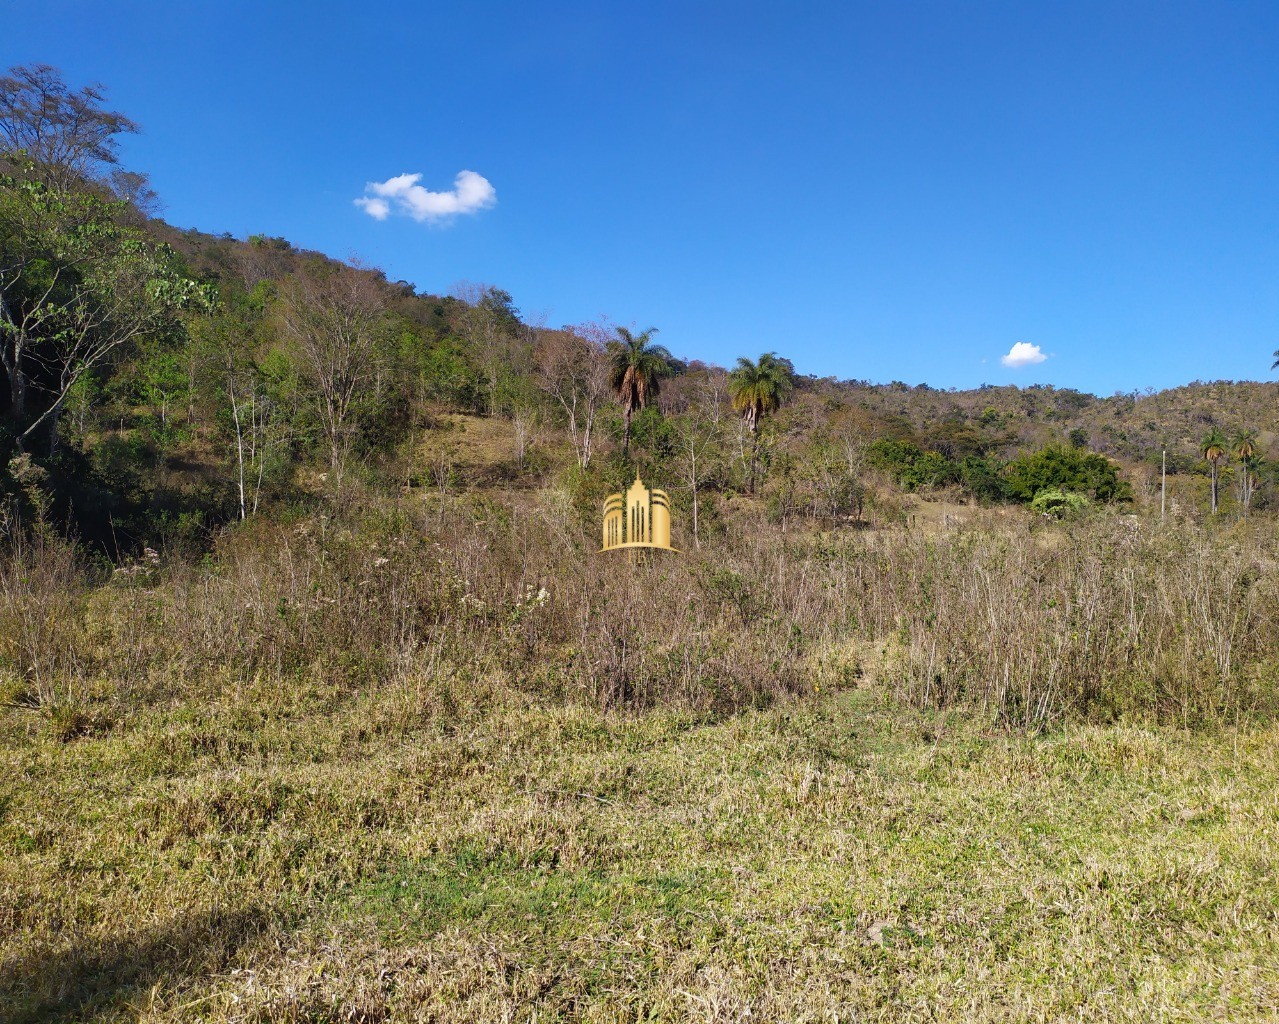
(5, 492, 1279, 731)
(3, 497, 1279, 1020)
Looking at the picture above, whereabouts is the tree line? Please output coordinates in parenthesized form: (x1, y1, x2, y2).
(3, 64, 1265, 552)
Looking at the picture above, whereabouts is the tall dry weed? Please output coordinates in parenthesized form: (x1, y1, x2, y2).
(64, 496, 1279, 728)
(0, 532, 93, 712)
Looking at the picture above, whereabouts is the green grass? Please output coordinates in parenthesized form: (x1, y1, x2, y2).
(2, 678, 1277, 1021)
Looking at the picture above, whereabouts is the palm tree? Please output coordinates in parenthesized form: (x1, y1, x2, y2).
(729, 352, 796, 494)
(607, 326, 672, 459)
(1241, 452, 1263, 518)
(1232, 428, 1260, 516)
(1201, 427, 1227, 514)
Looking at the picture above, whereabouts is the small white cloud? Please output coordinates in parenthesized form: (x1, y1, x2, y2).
(355, 196, 390, 220)
(355, 170, 496, 224)
(1001, 341, 1047, 368)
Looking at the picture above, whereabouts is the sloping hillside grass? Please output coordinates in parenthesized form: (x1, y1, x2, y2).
(4, 497, 1279, 1021)
(2, 679, 1276, 1022)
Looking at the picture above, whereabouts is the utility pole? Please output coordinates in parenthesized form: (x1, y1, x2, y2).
(1161, 449, 1166, 524)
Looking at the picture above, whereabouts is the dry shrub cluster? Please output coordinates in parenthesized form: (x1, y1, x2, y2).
(62, 497, 815, 716)
(0, 533, 97, 724)
(832, 520, 1279, 725)
(2, 495, 1277, 729)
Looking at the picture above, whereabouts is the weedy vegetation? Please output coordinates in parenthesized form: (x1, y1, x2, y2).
(2, 498, 1279, 1021)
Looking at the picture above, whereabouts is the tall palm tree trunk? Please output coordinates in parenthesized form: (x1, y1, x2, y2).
(623, 406, 632, 459)
(1210, 463, 1218, 514)
(749, 426, 759, 495)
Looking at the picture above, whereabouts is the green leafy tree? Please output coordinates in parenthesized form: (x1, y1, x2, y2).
(0, 172, 206, 453)
(865, 438, 961, 493)
(728, 352, 795, 493)
(607, 326, 672, 459)
(188, 304, 293, 520)
(133, 343, 190, 435)
(960, 455, 1007, 503)
(1003, 444, 1130, 504)
(1231, 428, 1257, 462)
(447, 283, 524, 416)
(1201, 427, 1227, 514)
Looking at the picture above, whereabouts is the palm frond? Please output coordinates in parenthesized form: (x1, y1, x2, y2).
(607, 327, 670, 415)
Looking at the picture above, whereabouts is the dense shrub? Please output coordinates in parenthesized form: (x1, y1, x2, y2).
(1003, 444, 1132, 502)
(1030, 488, 1089, 518)
(959, 454, 1008, 503)
(865, 439, 960, 491)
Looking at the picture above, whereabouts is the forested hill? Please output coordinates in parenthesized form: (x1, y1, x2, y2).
(162, 223, 1279, 462)
(3, 65, 1277, 554)
(151, 222, 1279, 475)
(165, 224, 1279, 490)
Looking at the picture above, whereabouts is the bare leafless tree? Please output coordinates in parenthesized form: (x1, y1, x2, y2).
(675, 371, 728, 547)
(278, 260, 386, 485)
(535, 323, 611, 469)
(512, 405, 537, 466)
(0, 64, 139, 190)
(225, 360, 286, 520)
(233, 235, 293, 292)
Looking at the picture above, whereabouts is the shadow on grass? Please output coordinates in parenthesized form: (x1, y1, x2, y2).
(0, 906, 267, 1023)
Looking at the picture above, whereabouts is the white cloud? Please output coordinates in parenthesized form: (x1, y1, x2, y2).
(355, 170, 496, 224)
(1000, 341, 1047, 368)
(356, 196, 391, 220)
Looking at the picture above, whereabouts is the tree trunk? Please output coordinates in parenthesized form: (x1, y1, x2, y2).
(749, 425, 759, 495)
(580, 399, 596, 470)
(622, 407, 632, 459)
(689, 443, 700, 549)
(0, 293, 23, 420)
(1210, 463, 1218, 514)
(3, 333, 27, 421)
(229, 370, 247, 521)
(46, 399, 64, 456)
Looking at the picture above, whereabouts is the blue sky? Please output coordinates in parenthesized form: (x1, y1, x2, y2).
(5, 1, 1279, 394)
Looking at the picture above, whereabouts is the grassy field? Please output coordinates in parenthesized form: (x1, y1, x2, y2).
(3, 669, 1277, 1022)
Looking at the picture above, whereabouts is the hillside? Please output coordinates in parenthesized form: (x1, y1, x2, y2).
(5, 64, 1279, 1023)
(9, 210, 1279, 550)
(129, 226, 1279, 505)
